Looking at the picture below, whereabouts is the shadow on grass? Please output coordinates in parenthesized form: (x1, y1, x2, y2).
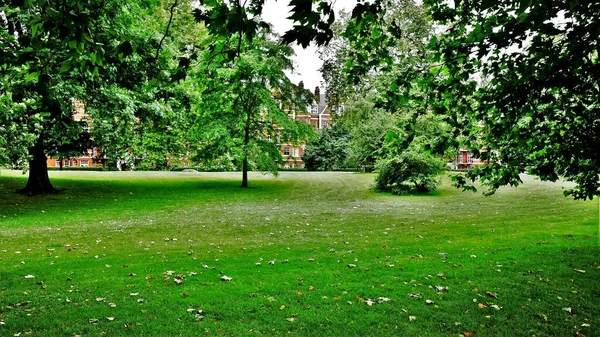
(0, 174, 292, 226)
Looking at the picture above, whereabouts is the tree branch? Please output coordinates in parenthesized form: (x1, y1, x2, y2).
(154, 0, 178, 61)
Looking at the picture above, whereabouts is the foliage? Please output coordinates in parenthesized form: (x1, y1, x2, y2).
(335, 97, 396, 172)
(192, 36, 315, 187)
(420, 0, 600, 200)
(375, 150, 446, 194)
(302, 124, 350, 171)
(0, 0, 174, 192)
(334, 0, 599, 199)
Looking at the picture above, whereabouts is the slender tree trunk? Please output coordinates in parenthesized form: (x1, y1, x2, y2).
(241, 154, 248, 188)
(241, 109, 251, 188)
(19, 136, 56, 195)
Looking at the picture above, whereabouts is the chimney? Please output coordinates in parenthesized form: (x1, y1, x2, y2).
(314, 86, 320, 100)
(298, 81, 304, 89)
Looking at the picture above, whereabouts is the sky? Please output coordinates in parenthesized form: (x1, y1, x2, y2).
(261, 0, 358, 92)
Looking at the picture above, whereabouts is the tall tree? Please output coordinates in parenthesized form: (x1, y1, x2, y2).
(420, 0, 600, 199)
(192, 36, 315, 187)
(302, 124, 350, 171)
(86, 0, 205, 171)
(0, 0, 168, 194)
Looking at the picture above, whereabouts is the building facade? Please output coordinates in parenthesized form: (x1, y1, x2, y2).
(280, 87, 338, 168)
(46, 100, 107, 169)
(451, 148, 486, 170)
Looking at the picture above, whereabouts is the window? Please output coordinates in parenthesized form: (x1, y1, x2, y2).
(284, 147, 290, 156)
(322, 120, 329, 128)
(311, 106, 318, 114)
(80, 160, 89, 167)
(64, 161, 70, 167)
(55, 161, 61, 167)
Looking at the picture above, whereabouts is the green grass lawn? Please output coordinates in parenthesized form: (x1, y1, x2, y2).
(0, 170, 598, 337)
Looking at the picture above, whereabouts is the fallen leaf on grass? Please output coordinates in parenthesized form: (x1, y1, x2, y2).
(463, 332, 473, 337)
(279, 305, 286, 310)
(562, 307, 572, 314)
(377, 297, 391, 303)
(348, 264, 356, 268)
(574, 269, 586, 274)
(409, 293, 421, 299)
(108, 303, 117, 308)
(485, 291, 498, 299)
(130, 293, 139, 297)
(435, 286, 449, 292)
(478, 303, 487, 309)
(409, 316, 416, 322)
(89, 319, 99, 324)
(24, 275, 35, 279)
(220, 276, 232, 281)
(425, 299, 435, 305)
(489, 304, 501, 310)
(286, 317, 296, 322)
(365, 299, 375, 306)
(96, 298, 105, 302)
(106, 317, 115, 322)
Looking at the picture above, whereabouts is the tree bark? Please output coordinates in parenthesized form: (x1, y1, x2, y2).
(241, 109, 251, 188)
(241, 154, 248, 188)
(18, 136, 57, 195)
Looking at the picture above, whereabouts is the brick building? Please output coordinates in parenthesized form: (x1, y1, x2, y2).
(451, 148, 486, 170)
(280, 86, 339, 168)
(46, 100, 107, 169)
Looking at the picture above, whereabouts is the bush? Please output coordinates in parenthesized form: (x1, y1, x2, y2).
(375, 151, 446, 194)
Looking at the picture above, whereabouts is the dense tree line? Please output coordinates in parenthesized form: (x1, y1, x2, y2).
(1, 0, 597, 198)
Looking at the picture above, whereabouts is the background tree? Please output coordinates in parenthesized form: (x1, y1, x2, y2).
(341, 98, 398, 172)
(192, 36, 315, 187)
(302, 124, 350, 171)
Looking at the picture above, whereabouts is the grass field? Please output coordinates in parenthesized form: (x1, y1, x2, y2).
(0, 170, 598, 336)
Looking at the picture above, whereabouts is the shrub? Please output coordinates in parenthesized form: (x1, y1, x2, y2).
(375, 151, 446, 194)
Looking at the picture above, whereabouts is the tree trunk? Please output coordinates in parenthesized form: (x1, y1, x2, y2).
(241, 154, 248, 188)
(241, 109, 251, 188)
(19, 136, 57, 195)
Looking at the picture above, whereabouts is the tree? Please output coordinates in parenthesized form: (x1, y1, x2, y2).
(375, 150, 445, 194)
(86, 1, 206, 171)
(419, 0, 600, 199)
(302, 124, 350, 171)
(342, 99, 398, 172)
(326, 0, 599, 199)
(192, 36, 315, 187)
(0, 0, 168, 194)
